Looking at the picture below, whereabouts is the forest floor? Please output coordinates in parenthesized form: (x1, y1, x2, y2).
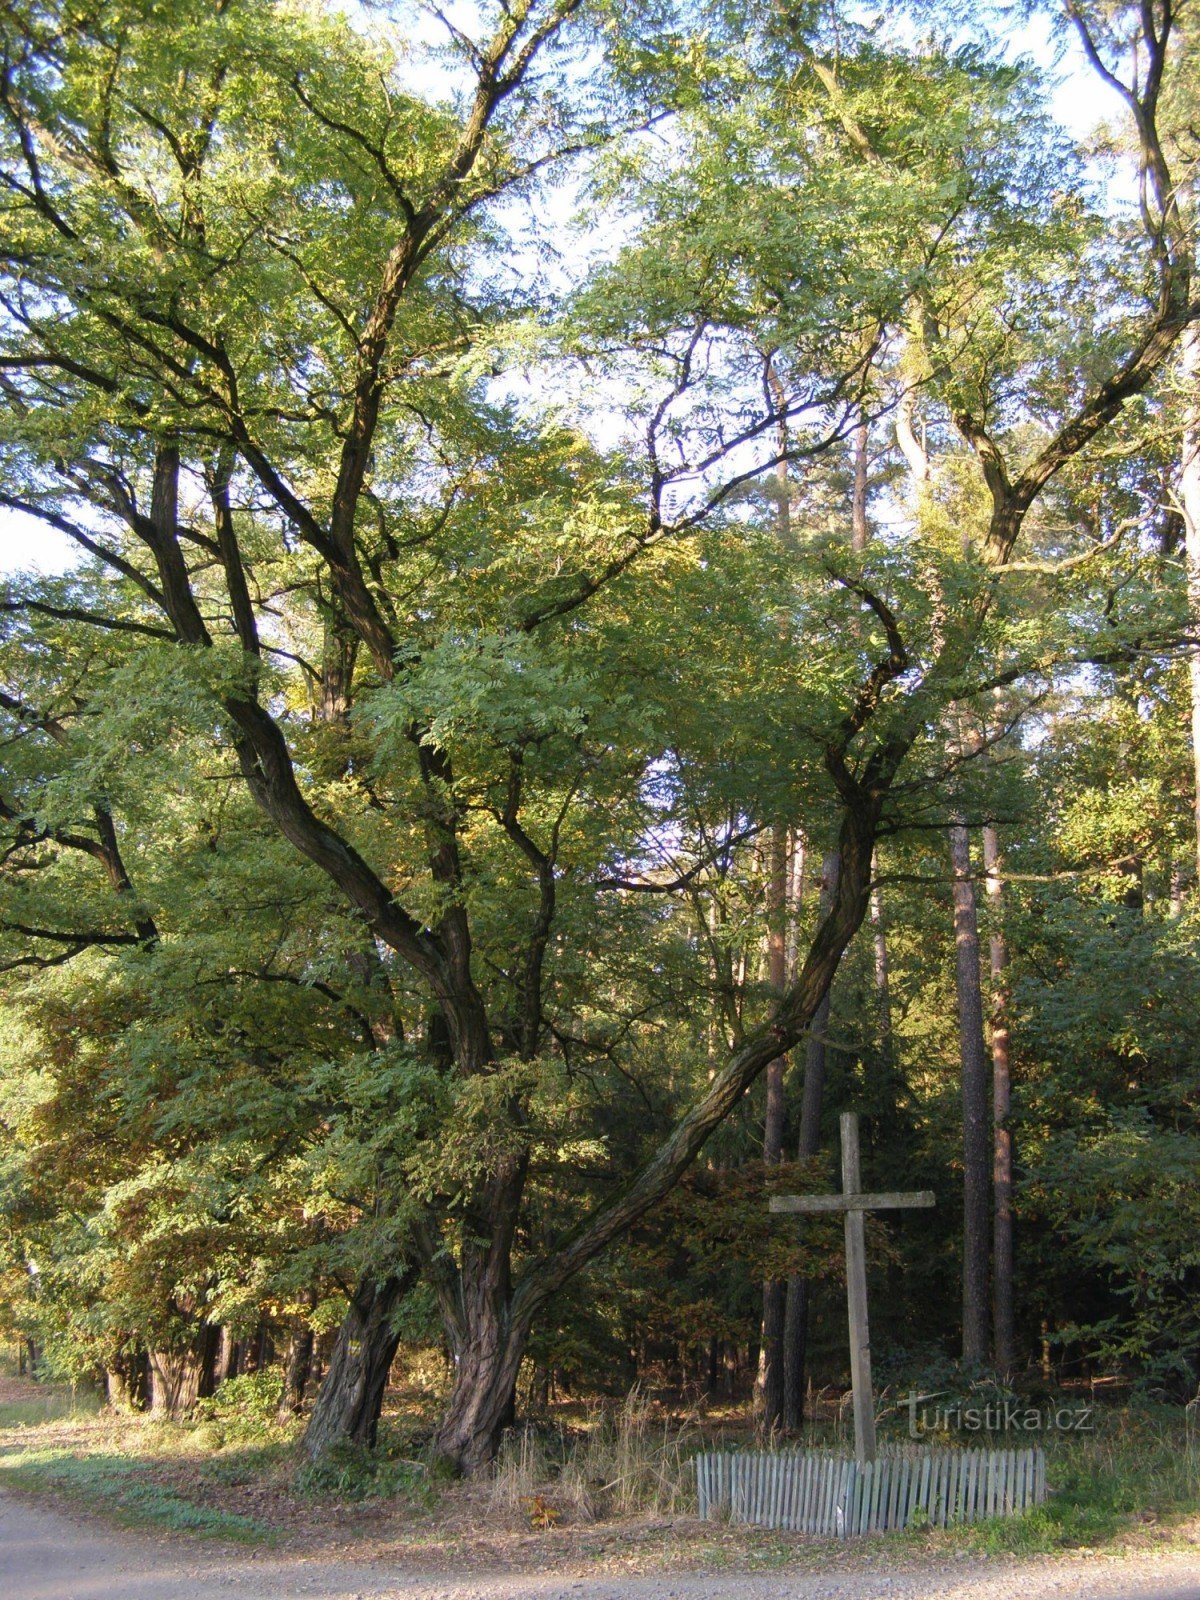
(2, 1376, 1200, 1598)
(4, 1485, 1200, 1600)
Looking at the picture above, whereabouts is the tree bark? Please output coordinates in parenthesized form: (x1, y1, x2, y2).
(759, 358, 795, 1430)
(782, 849, 840, 1431)
(213, 1326, 236, 1388)
(869, 856, 893, 1067)
(950, 821, 990, 1365)
(983, 823, 1014, 1376)
(851, 411, 870, 551)
(148, 1348, 203, 1418)
(303, 1270, 415, 1458)
(1180, 323, 1200, 885)
(277, 1303, 316, 1423)
(760, 825, 791, 1429)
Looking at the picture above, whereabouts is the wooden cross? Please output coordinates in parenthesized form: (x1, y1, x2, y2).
(770, 1112, 935, 1465)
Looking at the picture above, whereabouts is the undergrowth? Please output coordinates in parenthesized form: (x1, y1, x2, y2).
(490, 1387, 699, 1521)
(943, 1405, 1200, 1555)
(295, 1439, 433, 1503)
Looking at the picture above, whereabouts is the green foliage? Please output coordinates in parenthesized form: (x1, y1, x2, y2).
(190, 1373, 287, 1446)
(0, 0, 1196, 1469)
(951, 1408, 1200, 1556)
(294, 1441, 431, 1503)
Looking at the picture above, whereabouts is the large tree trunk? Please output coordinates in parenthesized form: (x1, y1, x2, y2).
(432, 1320, 527, 1476)
(983, 823, 1014, 1376)
(950, 821, 990, 1365)
(303, 1270, 414, 1458)
(148, 1347, 204, 1418)
(431, 1221, 528, 1474)
(782, 850, 840, 1431)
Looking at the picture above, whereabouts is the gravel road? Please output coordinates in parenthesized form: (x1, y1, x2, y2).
(2, 1489, 1199, 1600)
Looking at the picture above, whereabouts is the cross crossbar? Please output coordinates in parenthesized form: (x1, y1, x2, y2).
(770, 1190, 935, 1214)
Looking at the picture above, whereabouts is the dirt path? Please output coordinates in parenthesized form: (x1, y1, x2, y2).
(2, 1489, 1199, 1600)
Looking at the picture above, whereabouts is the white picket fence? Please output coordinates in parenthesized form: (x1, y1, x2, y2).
(694, 1444, 1046, 1536)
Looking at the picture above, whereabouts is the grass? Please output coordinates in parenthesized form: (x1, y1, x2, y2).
(490, 1386, 700, 1523)
(0, 1447, 270, 1541)
(938, 1405, 1200, 1556)
(0, 1385, 103, 1430)
(0, 1371, 1196, 1566)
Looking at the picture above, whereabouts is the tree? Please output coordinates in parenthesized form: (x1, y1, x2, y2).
(0, 0, 1195, 1473)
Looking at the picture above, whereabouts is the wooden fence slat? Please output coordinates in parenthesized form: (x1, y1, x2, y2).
(890, 1450, 904, 1529)
(844, 1460, 855, 1539)
(921, 1452, 940, 1523)
(699, 1446, 1040, 1536)
(876, 1459, 896, 1529)
(904, 1453, 916, 1527)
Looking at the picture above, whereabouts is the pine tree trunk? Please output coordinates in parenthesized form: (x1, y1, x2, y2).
(869, 856, 893, 1066)
(760, 825, 791, 1429)
(950, 820, 990, 1365)
(277, 1302, 316, 1423)
(782, 850, 840, 1430)
(303, 1271, 414, 1458)
(851, 412, 869, 552)
(213, 1326, 235, 1388)
(1180, 325, 1200, 884)
(983, 823, 1014, 1376)
(196, 1322, 220, 1401)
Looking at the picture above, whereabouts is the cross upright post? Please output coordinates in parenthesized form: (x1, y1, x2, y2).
(769, 1111, 935, 1465)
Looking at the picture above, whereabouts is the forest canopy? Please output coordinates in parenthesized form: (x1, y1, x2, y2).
(0, 0, 1197, 1476)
